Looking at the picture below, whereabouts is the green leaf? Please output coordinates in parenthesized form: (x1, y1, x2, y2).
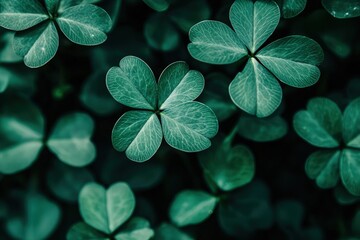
(161, 102, 218, 152)
(106, 56, 157, 110)
(342, 97, 360, 148)
(142, 0, 169, 12)
(275, 0, 307, 18)
(46, 161, 94, 202)
(257, 35, 324, 88)
(0, 96, 44, 174)
(199, 73, 237, 122)
(237, 115, 288, 142)
(154, 223, 194, 240)
(6, 193, 61, 240)
(0, 0, 48, 31)
(79, 182, 135, 234)
(340, 149, 360, 196)
(112, 111, 162, 162)
(322, 0, 360, 18)
(334, 185, 360, 205)
(0, 67, 10, 92)
(305, 150, 341, 189)
(56, 4, 112, 45)
(144, 13, 180, 51)
(199, 138, 255, 191)
(158, 61, 204, 109)
(115, 217, 154, 240)
(229, 0, 280, 53)
(293, 98, 342, 148)
(13, 21, 59, 68)
(188, 20, 247, 64)
(229, 58, 282, 117)
(169, 190, 217, 227)
(45, 0, 60, 15)
(47, 112, 96, 167)
(67, 222, 109, 240)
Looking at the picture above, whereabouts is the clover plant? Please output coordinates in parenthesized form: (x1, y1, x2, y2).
(0, 0, 112, 67)
(293, 97, 360, 196)
(188, 0, 324, 117)
(106, 56, 218, 162)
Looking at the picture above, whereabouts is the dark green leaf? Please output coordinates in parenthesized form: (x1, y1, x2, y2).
(115, 217, 154, 240)
(154, 223, 194, 240)
(275, 0, 307, 18)
(322, 0, 360, 18)
(142, 0, 169, 12)
(67, 222, 109, 240)
(340, 149, 360, 196)
(342, 97, 360, 148)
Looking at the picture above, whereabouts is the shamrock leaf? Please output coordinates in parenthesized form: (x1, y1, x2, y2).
(275, 0, 307, 18)
(154, 223, 194, 240)
(169, 190, 217, 227)
(143, 0, 170, 12)
(67, 222, 108, 240)
(0, 0, 112, 67)
(6, 193, 61, 240)
(106, 56, 218, 162)
(188, 0, 323, 117)
(294, 97, 360, 196)
(114, 217, 154, 240)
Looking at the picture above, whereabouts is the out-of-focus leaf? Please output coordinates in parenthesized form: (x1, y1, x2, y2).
(154, 223, 194, 240)
(115, 217, 154, 240)
(322, 0, 360, 18)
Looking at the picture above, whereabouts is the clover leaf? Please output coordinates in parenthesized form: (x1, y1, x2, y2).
(293, 97, 360, 196)
(322, 0, 360, 19)
(143, 0, 170, 12)
(0, 95, 96, 174)
(6, 193, 61, 240)
(169, 190, 218, 227)
(188, 0, 324, 117)
(275, 0, 307, 18)
(155, 223, 194, 240)
(106, 56, 218, 162)
(67, 182, 154, 240)
(198, 127, 255, 191)
(0, 0, 112, 68)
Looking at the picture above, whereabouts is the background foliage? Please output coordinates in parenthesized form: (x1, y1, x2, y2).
(0, 0, 360, 239)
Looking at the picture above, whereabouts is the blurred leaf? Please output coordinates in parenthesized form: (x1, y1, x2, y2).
(199, 73, 236, 122)
(305, 150, 341, 189)
(6, 193, 61, 240)
(143, 0, 169, 12)
(342, 98, 360, 148)
(0, 0, 48, 31)
(275, 0, 307, 18)
(237, 114, 288, 142)
(0, 31, 22, 63)
(340, 149, 360, 196)
(47, 112, 96, 167)
(169, 190, 217, 227)
(115, 217, 154, 240)
(322, 0, 360, 18)
(334, 184, 360, 205)
(56, 4, 112, 45)
(293, 98, 342, 148)
(144, 13, 180, 51)
(218, 181, 273, 237)
(0, 96, 44, 174)
(79, 182, 135, 234)
(199, 131, 255, 191)
(155, 223, 194, 240)
(67, 222, 108, 240)
(46, 161, 94, 202)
